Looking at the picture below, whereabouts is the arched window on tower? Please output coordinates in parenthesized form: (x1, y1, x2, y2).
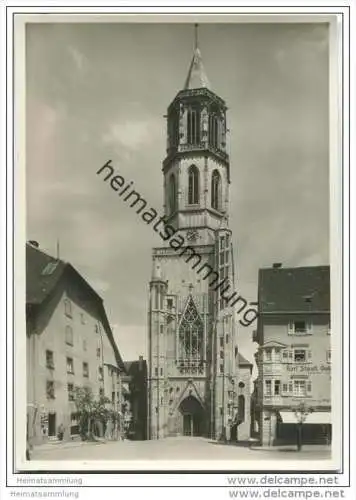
(209, 114, 219, 149)
(168, 173, 177, 214)
(187, 108, 200, 145)
(211, 170, 222, 211)
(188, 165, 199, 205)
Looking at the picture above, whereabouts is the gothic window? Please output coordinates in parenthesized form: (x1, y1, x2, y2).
(188, 165, 199, 205)
(211, 170, 221, 211)
(187, 108, 200, 145)
(209, 114, 219, 149)
(178, 297, 204, 365)
(168, 173, 177, 214)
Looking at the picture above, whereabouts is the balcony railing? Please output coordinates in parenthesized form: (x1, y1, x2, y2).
(176, 359, 205, 375)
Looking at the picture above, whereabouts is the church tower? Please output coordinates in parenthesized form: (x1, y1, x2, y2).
(148, 26, 239, 440)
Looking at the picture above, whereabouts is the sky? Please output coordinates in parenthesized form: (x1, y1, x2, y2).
(26, 21, 329, 372)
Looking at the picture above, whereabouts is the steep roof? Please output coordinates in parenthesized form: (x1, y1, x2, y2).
(183, 47, 211, 91)
(258, 265, 330, 314)
(26, 243, 66, 305)
(26, 242, 126, 372)
(238, 353, 253, 367)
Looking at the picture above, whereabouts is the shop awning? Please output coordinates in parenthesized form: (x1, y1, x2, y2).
(280, 411, 298, 424)
(305, 412, 331, 424)
(279, 411, 331, 424)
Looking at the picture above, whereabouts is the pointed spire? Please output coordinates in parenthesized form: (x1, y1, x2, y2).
(183, 24, 211, 91)
(194, 23, 198, 50)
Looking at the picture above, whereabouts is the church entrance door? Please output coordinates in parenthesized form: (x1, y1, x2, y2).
(179, 395, 204, 437)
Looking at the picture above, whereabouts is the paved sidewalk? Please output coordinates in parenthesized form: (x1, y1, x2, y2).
(250, 444, 331, 452)
(32, 438, 108, 452)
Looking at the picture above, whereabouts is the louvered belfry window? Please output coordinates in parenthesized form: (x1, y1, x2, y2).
(209, 114, 219, 149)
(187, 108, 200, 145)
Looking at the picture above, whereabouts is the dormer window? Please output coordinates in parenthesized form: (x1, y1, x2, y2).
(288, 320, 312, 335)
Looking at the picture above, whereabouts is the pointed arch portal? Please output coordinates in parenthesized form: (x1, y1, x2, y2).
(179, 395, 204, 437)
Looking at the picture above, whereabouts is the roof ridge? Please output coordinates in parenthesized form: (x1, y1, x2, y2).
(26, 242, 66, 264)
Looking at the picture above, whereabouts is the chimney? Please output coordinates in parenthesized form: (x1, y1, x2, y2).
(28, 240, 39, 248)
(272, 263, 282, 269)
(139, 355, 143, 371)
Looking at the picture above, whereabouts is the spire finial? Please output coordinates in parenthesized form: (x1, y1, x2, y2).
(194, 23, 199, 50)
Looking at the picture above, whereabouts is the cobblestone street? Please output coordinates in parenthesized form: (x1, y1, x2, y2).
(31, 437, 331, 463)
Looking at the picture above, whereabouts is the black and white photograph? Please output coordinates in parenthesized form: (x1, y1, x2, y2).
(5, 6, 351, 485)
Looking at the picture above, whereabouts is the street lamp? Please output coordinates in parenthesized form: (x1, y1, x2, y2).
(294, 402, 313, 451)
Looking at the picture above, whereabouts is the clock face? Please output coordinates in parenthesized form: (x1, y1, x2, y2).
(186, 229, 199, 242)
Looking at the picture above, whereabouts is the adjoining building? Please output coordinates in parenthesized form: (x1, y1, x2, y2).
(26, 241, 126, 444)
(147, 29, 241, 441)
(253, 264, 331, 446)
(235, 353, 253, 442)
(122, 356, 148, 440)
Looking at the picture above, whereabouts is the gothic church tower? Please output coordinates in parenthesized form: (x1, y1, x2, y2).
(148, 26, 240, 440)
